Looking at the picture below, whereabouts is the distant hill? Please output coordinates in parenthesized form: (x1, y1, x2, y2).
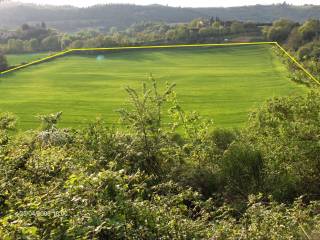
(0, 2, 319, 32)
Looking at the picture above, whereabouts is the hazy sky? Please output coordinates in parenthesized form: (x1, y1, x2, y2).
(17, 0, 320, 7)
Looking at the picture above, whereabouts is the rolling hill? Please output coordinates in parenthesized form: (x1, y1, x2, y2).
(0, 2, 319, 32)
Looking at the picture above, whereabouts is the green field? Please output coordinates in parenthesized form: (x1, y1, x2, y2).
(0, 45, 307, 129)
(6, 52, 53, 66)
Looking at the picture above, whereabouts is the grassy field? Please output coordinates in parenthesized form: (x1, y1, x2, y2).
(0, 45, 307, 129)
(6, 52, 53, 66)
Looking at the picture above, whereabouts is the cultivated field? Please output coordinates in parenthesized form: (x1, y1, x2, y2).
(0, 45, 307, 129)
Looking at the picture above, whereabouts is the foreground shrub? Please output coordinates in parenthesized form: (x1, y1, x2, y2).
(0, 127, 215, 239)
(244, 90, 320, 201)
(213, 195, 320, 240)
(220, 143, 264, 199)
(1, 129, 320, 239)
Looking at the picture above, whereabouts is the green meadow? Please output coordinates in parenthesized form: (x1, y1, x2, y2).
(6, 52, 53, 66)
(0, 45, 306, 129)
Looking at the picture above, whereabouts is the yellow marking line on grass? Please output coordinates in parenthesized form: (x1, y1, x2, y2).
(72, 41, 276, 51)
(0, 41, 319, 86)
(0, 49, 73, 74)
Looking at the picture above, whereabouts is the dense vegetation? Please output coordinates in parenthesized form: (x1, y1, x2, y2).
(264, 18, 320, 85)
(0, 45, 306, 129)
(0, 18, 261, 58)
(0, 22, 61, 54)
(0, 52, 7, 71)
(0, 2, 320, 31)
(0, 80, 319, 239)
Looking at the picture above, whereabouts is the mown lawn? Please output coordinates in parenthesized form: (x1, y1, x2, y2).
(0, 45, 307, 129)
(6, 52, 53, 66)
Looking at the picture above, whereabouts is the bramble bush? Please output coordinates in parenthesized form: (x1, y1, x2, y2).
(0, 81, 319, 239)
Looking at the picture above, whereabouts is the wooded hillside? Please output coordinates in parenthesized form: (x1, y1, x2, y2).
(0, 2, 319, 31)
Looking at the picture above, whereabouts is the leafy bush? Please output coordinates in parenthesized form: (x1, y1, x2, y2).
(213, 195, 320, 240)
(244, 90, 320, 201)
(210, 128, 237, 152)
(220, 143, 264, 198)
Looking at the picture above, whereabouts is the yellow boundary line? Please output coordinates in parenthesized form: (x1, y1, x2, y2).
(0, 41, 319, 86)
(0, 49, 73, 74)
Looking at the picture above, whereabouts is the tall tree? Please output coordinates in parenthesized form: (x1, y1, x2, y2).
(299, 19, 320, 41)
(266, 19, 297, 43)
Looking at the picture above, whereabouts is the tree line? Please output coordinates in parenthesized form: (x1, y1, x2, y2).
(0, 18, 262, 54)
(263, 18, 320, 85)
(0, 18, 263, 71)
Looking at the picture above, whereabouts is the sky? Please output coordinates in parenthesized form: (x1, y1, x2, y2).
(16, 0, 320, 8)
